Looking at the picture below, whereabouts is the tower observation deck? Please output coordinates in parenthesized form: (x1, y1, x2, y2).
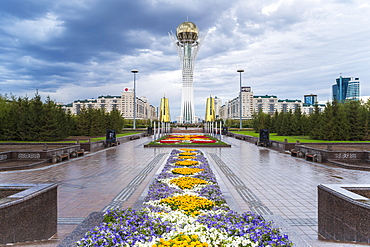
(170, 21, 206, 123)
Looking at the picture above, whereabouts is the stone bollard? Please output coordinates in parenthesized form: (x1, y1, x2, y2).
(70, 151, 78, 158)
(51, 155, 58, 163)
(316, 154, 323, 163)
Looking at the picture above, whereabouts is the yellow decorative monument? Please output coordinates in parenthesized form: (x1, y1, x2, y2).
(205, 96, 215, 122)
(159, 96, 170, 122)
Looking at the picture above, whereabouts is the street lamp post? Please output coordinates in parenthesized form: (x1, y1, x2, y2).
(131, 69, 139, 130)
(237, 69, 244, 130)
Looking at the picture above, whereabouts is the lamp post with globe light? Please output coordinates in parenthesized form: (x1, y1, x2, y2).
(131, 69, 138, 130)
(237, 69, 244, 130)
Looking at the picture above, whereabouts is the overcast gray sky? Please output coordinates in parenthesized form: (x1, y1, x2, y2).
(1, 0, 370, 119)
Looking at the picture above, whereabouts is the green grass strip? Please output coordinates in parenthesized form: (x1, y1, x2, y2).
(0, 132, 142, 143)
(231, 130, 370, 143)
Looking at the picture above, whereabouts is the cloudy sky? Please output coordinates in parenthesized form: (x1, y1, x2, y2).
(1, 0, 370, 119)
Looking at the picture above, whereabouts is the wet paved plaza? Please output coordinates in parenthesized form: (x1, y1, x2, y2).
(1, 135, 369, 247)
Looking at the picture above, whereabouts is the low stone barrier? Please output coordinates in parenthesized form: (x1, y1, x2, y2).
(228, 133, 294, 152)
(270, 140, 295, 152)
(318, 184, 370, 244)
(0, 183, 57, 244)
(292, 144, 370, 165)
(80, 133, 144, 152)
(0, 144, 82, 161)
(0, 144, 84, 170)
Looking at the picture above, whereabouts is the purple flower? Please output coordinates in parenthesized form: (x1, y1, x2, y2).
(77, 149, 293, 247)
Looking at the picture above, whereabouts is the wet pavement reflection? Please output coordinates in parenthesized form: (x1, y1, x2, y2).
(0, 135, 368, 247)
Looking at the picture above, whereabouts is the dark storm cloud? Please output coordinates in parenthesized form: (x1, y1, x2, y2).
(1, 0, 370, 119)
(0, 0, 52, 19)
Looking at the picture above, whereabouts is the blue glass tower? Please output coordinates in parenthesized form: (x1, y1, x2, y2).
(304, 94, 317, 105)
(332, 76, 360, 102)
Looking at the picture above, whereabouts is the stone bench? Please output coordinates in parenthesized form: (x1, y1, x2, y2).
(291, 149, 298, 157)
(305, 153, 315, 161)
(58, 152, 69, 162)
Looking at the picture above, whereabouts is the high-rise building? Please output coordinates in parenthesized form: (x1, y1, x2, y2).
(214, 96, 222, 119)
(304, 94, 317, 105)
(218, 87, 325, 120)
(170, 21, 206, 123)
(224, 87, 254, 120)
(61, 88, 157, 120)
(332, 76, 360, 102)
(253, 95, 278, 115)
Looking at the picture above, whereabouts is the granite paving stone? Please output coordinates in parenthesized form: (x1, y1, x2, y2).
(0, 135, 368, 247)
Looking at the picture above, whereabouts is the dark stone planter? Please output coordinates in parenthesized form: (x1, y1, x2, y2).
(318, 184, 370, 244)
(0, 183, 57, 244)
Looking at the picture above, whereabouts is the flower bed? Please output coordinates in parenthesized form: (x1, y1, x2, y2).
(77, 148, 293, 246)
(159, 135, 218, 144)
(145, 135, 231, 147)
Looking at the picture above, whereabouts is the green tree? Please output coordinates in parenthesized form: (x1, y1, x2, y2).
(0, 94, 14, 140)
(76, 107, 90, 136)
(251, 110, 270, 132)
(362, 99, 370, 140)
(106, 109, 124, 132)
(278, 110, 294, 136)
(15, 96, 33, 141)
(29, 93, 45, 141)
(292, 106, 303, 135)
(88, 108, 106, 136)
(39, 96, 70, 141)
(309, 104, 322, 139)
(332, 102, 350, 140)
(319, 102, 336, 140)
(301, 114, 310, 136)
(346, 100, 364, 141)
(270, 110, 280, 133)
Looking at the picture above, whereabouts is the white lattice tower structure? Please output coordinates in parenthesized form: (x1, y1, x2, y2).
(169, 21, 206, 123)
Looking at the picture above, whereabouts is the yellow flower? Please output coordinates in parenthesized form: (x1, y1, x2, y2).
(172, 168, 204, 175)
(153, 234, 208, 247)
(175, 160, 199, 166)
(177, 156, 196, 160)
(179, 152, 197, 156)
(169, 177, 207, 190)
(160, 194, 215, 215)
(179, 148, 198, 152)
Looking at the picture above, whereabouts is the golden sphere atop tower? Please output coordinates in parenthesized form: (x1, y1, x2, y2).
(176, 21, 199, 43)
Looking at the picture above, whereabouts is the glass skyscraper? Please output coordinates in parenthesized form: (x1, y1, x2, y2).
(332, 76, 360, 102)
(304, 94, 318, 105)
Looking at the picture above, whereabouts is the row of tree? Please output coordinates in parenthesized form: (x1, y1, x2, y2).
(251, 100, 370, 141)
(0, 93, 125, 141)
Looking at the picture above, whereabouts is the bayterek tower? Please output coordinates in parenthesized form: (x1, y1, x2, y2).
(170, 21, 206, 124)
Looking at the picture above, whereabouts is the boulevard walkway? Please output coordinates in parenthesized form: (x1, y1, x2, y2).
(1, 135, 369, 247)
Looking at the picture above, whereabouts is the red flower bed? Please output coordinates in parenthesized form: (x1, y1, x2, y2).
(191, 140, 217, 143)
(160, 140, 181, 143)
